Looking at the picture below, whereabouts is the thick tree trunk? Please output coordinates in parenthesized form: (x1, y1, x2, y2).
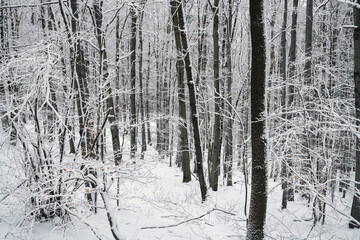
(247, 0, 267, 238)
(224, 0, 233, 187)
(280, 0, 288, 210)
(301, 0, 313, 196)
(93, 0, 122, 165)
(170, 0, 191, 182)
(175, 0, 207, 201)
(210, 0, 221, 192)
(69, 0, 91, 158)
(286, 0, 299, 202)
(130, 6, 137, 160)
(350, 0, 360, 229)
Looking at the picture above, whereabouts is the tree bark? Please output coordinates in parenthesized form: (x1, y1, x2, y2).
(304, 0, 313, 86)
(224, 0, 233, 187)
(146, 42, 152, 146)
(350, 0, 360, 229)
(280, 0, 288, 210)
(170, 0, 191, 182)
(247, 0, 267, 238)
(175, 0, 207, 201)
(286, 0, 299, 202)
(210, 0, 221, 192)
(130, 5, 137, 160)
(93, 0, 122, 165)
(139, 2, 147, 159)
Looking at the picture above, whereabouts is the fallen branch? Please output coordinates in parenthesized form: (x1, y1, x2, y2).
(140, 208, 235, 230)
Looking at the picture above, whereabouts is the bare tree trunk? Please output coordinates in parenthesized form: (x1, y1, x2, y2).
(210, 0, 221, 192)
(247, 0, 267, 238)
(268, 1, 277, 180)
(286, 0, 299, 202)
(139, 2, 147, 159)
(0, 0, 9, 130)
(93, 0, 122, 165)
(170, 0, 191, 183)
(146, 42, 152, 146)
(69, 0, 91, 158)
(130, 5, 137, 160)
(302, 0, 313, 196)
(174, 0, 207, 201)
(350, 0, 360, 229)
(224, 0, 233, 187)
(280, 0, 288, 210)
(304, 0, 313, 86)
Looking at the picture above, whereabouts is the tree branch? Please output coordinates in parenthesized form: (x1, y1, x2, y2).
(140, 208, 235, 230)
(0, 1, 68, 9)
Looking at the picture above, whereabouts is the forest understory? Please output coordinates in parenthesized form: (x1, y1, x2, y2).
(1, 0, 360, 239)
(0, 124, 359, 240)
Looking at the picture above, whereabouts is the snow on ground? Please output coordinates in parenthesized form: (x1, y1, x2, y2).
(1, 128, 360, 240)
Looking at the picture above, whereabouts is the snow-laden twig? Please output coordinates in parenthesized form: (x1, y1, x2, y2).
(337, 0, 360, 9)
(140, 208, 235, 230)
(0, 180, 25, 203)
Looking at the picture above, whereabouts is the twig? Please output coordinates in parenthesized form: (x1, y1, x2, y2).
(84, 110, 111, 159)
(140, 208, 235, 230)
(0, 181, 26, 202)
(0, 1, 68, 9)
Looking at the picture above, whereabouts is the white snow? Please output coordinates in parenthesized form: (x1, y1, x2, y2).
(0, 128, 360, 240)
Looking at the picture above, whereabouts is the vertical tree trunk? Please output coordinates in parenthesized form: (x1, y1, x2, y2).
(156, 53, 162, 153)
(175, 0, 207, 201)
(286, 0, 298, 202)
(247, 0, 267, 238)
(224, 0, 233, 187)
(130, 6, 137, 160)
(210, 0, 221, 192)
(170, 0, 191, 183)
(69, 0, 91, 158)
(302, 0, 313, 195)
(267, 1, 277, 180)
(350, 0, 360, 229)
(139, 2, 147, 159)
(0, 0, 9, 130)
(115, 16, 121, 119)
(304, 0, 313, 86)
(93, 0, 122, 165)
(280, 0, 288, 210)
(68, 0, 94, 205)
(146, 42, 152, 146)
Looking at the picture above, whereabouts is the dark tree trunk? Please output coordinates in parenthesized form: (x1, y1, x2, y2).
(280, 0, 288, 210)
(210, 0, 221, 192)
(302, 0, 313, 195)
(139, 3, 147, 159)
(93, 0, 122, 165)
(286, 0, 299, 202)
(247, 0, 267, 238)
(304, 0, 313, 86)
(130, 6, 137, 160)
(69, 0, 91, 158)
(0, 0, 9, 130)
(350, 0, 360, 229)
(224, 0, 233, 187)
(170, 0, 191, 182)
(175, 0, 207, 201)
(146, 42, 152, 146)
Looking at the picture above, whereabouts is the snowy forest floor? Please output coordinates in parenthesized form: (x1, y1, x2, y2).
(0, 127, 360, 240)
